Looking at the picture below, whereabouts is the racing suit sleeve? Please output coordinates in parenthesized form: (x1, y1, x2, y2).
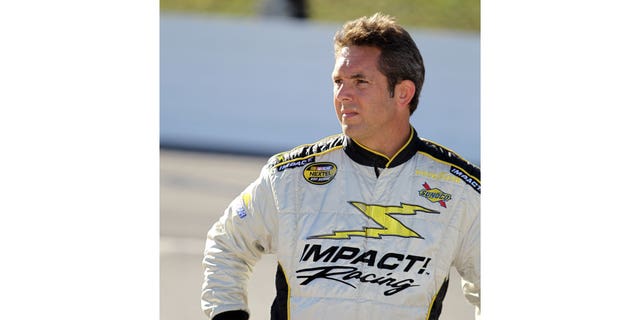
(453, 191, 481, 318)
(201, 164, 277, 319)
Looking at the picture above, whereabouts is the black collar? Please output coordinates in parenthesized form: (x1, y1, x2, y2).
(343, 127, 420, 168)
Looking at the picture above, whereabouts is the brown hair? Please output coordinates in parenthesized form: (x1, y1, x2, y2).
(333, 13, 425, 114)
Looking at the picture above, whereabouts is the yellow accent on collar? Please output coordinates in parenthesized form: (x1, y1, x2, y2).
(352, 127, 415, 168)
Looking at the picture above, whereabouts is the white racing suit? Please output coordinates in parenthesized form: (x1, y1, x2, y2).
(202, 127, 480, 320)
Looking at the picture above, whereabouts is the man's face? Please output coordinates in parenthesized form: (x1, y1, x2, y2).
(332, 46, 403, 146)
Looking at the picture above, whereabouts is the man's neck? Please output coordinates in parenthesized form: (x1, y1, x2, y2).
(352, 125, 412, 160)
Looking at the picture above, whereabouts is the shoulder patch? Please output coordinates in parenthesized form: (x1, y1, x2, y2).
(449, 167, 481, 193)
(269, 134, 345, 171)
(275, 156, 316, 172)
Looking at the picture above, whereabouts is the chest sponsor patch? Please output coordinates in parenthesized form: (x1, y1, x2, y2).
(303, 162, 337, 185)
(418, 182, 452, 208)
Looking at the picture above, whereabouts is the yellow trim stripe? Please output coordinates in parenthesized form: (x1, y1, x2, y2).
(425, 276, 449, 320)
(351, 138, 389, 161)
(351, 127, 415, 168)
(274, 144, 344, 169)
(417, 150, 481, 183)
(277, 262, 292, 320)
(386, 127, 415, 167)
(425, 289, 439, 320)
(272, 134, 343, 168)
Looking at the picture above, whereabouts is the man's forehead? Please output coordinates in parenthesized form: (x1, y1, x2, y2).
(335, 45, 380, 59)
(333, 46, 380, 75)
(336, 46, 352, 58)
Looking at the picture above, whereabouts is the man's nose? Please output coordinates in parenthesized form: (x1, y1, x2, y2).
(335, 84, 353, 102)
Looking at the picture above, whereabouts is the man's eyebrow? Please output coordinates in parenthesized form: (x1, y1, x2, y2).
(349, 73, 367, 79)
(333, 73, 366, 79)
(332, 72, 368, 80)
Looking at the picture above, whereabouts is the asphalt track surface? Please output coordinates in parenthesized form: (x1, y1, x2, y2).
(160, 149, 475, 320)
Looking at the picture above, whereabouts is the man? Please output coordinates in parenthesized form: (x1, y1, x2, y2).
(202, 13, 480, 320)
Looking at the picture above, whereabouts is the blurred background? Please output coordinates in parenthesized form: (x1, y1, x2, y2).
(160, 1, 479, 319)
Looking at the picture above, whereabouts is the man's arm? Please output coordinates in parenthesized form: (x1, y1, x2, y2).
(201, 164, 277, 319)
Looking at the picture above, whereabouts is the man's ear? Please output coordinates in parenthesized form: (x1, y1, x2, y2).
(395, 80, 416, 107)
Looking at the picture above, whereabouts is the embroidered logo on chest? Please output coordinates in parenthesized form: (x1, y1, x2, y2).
(303, 162, 337, 185)
(418, 182, 452, 208)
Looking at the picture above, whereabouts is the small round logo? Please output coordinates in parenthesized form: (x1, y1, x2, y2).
(303, 162, 337, 185)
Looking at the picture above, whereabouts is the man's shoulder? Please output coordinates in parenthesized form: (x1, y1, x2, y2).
(267, 134, 345, 171)
(415, 138, 480, 181)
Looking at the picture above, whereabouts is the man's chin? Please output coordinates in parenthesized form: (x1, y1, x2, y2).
(341, 125, 362, 139)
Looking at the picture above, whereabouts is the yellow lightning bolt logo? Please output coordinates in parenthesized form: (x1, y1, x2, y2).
(309, 202, 440, 240)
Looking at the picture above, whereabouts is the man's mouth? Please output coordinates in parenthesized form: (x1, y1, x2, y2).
(342, 111, 358, 119)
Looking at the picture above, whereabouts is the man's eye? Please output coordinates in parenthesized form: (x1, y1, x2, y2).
(356, 79, 368, 84)
(334, 79, 343, 85)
